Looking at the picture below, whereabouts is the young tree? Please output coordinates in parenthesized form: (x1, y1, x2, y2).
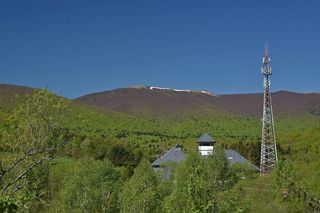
(55, 158, 122, 212)
(273, 161, 307, 211)
(120, 159, 163, 213)
(164, 149, 239, 212)
(0, 89, 69, 209)
(216, 189, 251, 212)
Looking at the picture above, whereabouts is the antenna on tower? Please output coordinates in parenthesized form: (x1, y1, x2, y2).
(264, 41, 269, 57)
(263, 42, 270, 65)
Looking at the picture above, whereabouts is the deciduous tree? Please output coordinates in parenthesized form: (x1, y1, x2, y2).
(56, 158, 122, 212)
(0, 89, 69, 209)
(120, 159, 162, 213)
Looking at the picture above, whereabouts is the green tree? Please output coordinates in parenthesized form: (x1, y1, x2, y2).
(55, 158, 122, 212)
(0, 196, 18, 212)
(120, 159, 162, 213)
(216, 189, 251, 213)
(164, 149, 239, 212)
(273, 161, 307, 211)
(0, 89, 69, 209)
(107, 144, 142, 175)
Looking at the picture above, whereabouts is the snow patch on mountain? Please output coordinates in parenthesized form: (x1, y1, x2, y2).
(147, 86, 216, 96)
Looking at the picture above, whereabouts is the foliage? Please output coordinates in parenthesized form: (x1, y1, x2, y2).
(120, 159, 163, 213)
(52, 158, 121, 212)
(216, 188, 251, 213)
(273, 161, 309, 211)
(0, 196, 18, 213)
(0, 89, 69, 209)
(164, 150, 239, 212)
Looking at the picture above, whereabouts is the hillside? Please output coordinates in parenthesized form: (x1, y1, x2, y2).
(3, 84, 319, 118)
(1, 83, 320, 160)
(214, 90, 320, 116)
(75, 86, 320, 117)
(74, 86, 217, 117)
(0, 84, 34, 111)
(1, 83, 320, 211)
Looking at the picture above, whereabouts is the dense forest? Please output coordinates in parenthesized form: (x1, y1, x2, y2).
(1, 89, 320, 212)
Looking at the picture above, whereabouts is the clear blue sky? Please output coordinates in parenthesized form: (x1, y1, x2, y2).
(1, 0, 320, 98)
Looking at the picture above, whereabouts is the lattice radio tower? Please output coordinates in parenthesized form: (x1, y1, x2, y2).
(260, 45, 278, 176)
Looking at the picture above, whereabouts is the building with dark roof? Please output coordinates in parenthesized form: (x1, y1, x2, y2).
(151, 144, 187, 180)
(224, 149, 259, 170)
(151, 133, 259, 180)
(151, 144, 187, 167)
(197, 133, 216, 156)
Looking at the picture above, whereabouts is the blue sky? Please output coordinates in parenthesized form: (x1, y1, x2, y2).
(1, 0, 320, 98)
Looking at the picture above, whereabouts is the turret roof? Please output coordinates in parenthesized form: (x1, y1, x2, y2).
(197, 133, 215, 143)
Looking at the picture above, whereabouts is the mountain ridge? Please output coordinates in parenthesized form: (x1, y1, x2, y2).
(1, 83, 320, 117)
(74, 86, 320, 117)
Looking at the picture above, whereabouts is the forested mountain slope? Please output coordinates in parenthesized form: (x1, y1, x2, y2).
(1, 84, 320, 211)
(75, 86, 320, 117)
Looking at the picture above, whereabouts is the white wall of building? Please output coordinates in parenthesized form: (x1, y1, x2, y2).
(198, 145, 214, 156)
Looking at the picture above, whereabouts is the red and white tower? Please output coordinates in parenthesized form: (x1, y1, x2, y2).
(260, 46, 278, 176)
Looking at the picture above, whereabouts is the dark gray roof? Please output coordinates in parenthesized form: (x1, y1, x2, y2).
(224, 149, 259, 170)
(152, 145, 259, 181)
(197, 133, 216, 144)
(151, 144, 187, 167)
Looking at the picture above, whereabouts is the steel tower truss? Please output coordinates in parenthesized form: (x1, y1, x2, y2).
(260, 48, 278, 176)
